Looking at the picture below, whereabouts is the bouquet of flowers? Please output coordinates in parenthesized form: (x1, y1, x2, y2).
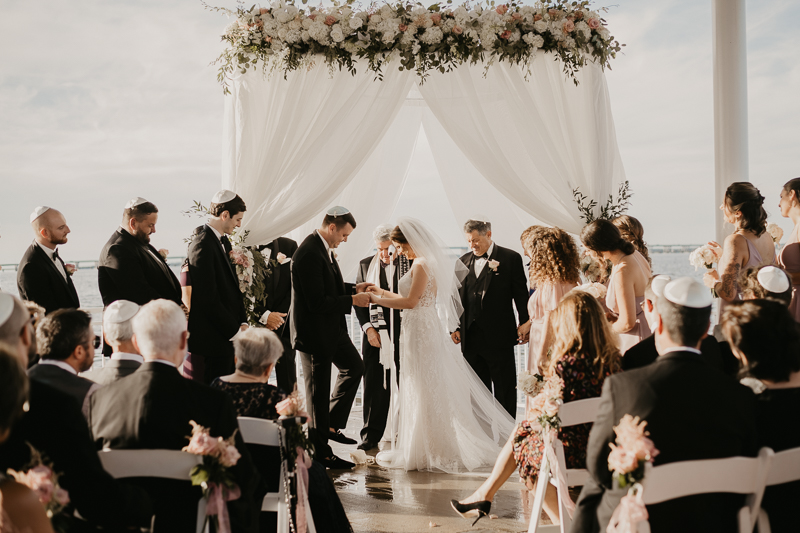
(182, 421, 242, 533)
(607, 415, 659, 489)
(527, 374, 564, 432)
(8, 447, 71, 532)
(580, 253, 611, 283)
(276, 385, 312, 464)
(575, 282, 608, 300)
(689, 244, 722, 271)
(517, 370, 545, 398)
(767, 222, 784, 245)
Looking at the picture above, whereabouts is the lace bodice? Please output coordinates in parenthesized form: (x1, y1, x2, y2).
(398, 269, 436, 308)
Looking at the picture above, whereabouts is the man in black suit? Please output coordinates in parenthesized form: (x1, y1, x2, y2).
(27, 308, 100, 415)
(0, 293, 155, 530)
(187, 190, 248, 384)
(354, 225, 409, 451)
(571, 277, 758, 533)
(17, 206, 80, 314)
(291, 207, 371, 468)
(255, 236, 298, 392)
(452, 219, 530, 416)
(88, 300, 263, 533)
(82, 300, 143, 385)
(98, 197, 181, 307)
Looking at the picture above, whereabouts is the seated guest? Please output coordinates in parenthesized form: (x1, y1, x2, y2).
(82, 300, 142, 385)
(738, 265, 793, 305)
(87, 299, 263, 533)
(211, 329, 353, 533)
(23, 301, 45, 368)
(622, 275, 724, 372)
(721, 299, 800, 532)
(0, 293, 154, 530)
(572, 278, 758, 533)
(27, 308, 100, 415)
(452, 291, 621, 525)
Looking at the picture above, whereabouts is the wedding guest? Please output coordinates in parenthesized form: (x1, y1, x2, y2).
(572, 278, 758, 533)
(778, 177, 800, 320)
(98, 198, 181, 308)
(612, 215, 651, 266)
(0, 347, 54, 533)
(87, 299, 263, 533)
(720, 299, 800, 533)
(739, 265, 793, 305)
(179, 258, 192, 310)
(451, 291, 620, 525)
(178, 258, 204, 380)
(453, 218, 530, 416)
(581, 219, 652, 353)
(704, 182, 775, 311)
(23, 301, 45, 367)
(210, 329, 353, 533)
(0, 295, 155, 530)
(354, 225, 409, 451)
(17, 206, 80, 315)
(255, 235, 298, 392)
(27, 309, 100, 415)
(187, 190, 249, 384)
(519, 226, 580, 373)
(82, 300, 142, 385)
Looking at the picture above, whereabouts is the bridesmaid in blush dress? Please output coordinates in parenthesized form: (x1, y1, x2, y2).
(778, 178, 800, 321)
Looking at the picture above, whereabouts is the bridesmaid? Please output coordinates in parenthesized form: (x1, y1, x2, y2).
(778, 177, 800, 321)
(612, 215, 652, 267)
(581, 219, 651, 353)
(704, 182, 775, 311)
(520, 226, 581, 373)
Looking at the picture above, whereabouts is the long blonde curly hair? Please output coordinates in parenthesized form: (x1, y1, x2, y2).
(522, 226, 581, 286)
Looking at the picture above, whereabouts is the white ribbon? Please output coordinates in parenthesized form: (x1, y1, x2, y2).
(543, 429, 576, 518)
(606, 484, 648, 533)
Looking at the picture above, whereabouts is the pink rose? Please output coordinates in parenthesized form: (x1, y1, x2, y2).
(543, 398, 561, 417)
(218, 442, 241, 467)
(431, 13, 441, 24)
(574, 11, 584, 20)
(16, 466, 56, 505)
(587, 17, 600, 29)
(563, 19, 575, 33)
(265, 36, 272, 43)
(398, 24, 408, 32)
(260, 7, 268, 14)
(64, 263, 77, 275)
(276, 396, 299, 416)
(500, 30, 511, 39)
(534, 14, 542, 21)
(158, 248, 169, 260)
(182, 423, 220, 457)
(324, 15, 336, 26)
(512, 12, 522, 21)
(309, 13, 317, 20)
(629, 436, 660, 462)
(608, 444, 638, 474)
(548, 9, 560, 17)
(496, 4, 508, 15)
(54, 487, 70, 506)
(452, 25, 463, 35)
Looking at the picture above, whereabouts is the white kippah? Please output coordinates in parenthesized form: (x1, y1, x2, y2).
(103, 300, 140, 324)
(650, 275, 672, 299)
(0, 293, 15, 327)
(758, 266, 790, 293)
(30, 206, 51, 224)
(326, 206, 350, 217)
(663, 277, 712, 309)
(125, 197, 149, 209)
(212, 189, 237, 204)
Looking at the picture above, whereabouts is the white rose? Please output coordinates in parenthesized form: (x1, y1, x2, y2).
(302, 17, 313, 29)
(533, 20, 548, 33)
(370, 14, 382, 24)
(349, 17, 363, 29)
(274, 9, 291, 23)
(330, 25, 345, 42)
(420, 26, 443, 44)
(599, 27, 611, 41)
(288, 19, 302, 31)
(286, 5, 298, 17)
(523, 33, 544, 49)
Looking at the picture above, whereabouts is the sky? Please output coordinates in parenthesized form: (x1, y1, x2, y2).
(1, 0, 799, 264)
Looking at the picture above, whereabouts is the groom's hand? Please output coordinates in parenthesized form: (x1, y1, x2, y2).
(355, 282, 375, 294)
(366, 327, 382, 348)
(450, 331, 461, 344)
(353, 293, 371, 307)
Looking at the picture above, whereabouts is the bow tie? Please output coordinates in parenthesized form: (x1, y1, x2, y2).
(52, 248, 60, 262)
(475, 253, 488, 259)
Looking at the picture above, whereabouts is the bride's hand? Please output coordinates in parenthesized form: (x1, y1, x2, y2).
(366, 285, 383, 294)
(369, 292, 381, 304)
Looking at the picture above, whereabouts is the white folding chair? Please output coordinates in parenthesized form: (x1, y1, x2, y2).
(98, 449, 206, 533)
(755, 446, 800, 533)
(637, 446, 774, 533)
(529, 397, 603, 533)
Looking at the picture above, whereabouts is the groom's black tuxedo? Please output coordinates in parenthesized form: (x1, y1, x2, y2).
(571, 350, 758, 533)
(17, 242, 80, 314)
(456, 244, 529, 416)
(291, 232, 364, 458)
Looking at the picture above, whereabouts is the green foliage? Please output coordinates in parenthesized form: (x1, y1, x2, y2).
(573, 180, 632, 224)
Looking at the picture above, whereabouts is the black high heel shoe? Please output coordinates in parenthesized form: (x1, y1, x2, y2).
(450, 499, 492, 526)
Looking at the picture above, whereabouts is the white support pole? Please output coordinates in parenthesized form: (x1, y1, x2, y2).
(712, 0, 749, 245)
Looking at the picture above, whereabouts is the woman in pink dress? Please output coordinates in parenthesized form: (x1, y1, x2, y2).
(704, 182, 775, 312)
(778, 177, 800, 321)
(520, 226, 581, 373)
(581, 219, 652, 354)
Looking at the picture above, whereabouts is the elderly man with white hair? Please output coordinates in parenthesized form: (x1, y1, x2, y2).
(353, 224, 411, 451)
(88, 299, 263, 533)
(83, 300, 143, 385)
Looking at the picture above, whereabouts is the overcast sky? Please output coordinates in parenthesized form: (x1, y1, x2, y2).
(1, 0, 798, 264)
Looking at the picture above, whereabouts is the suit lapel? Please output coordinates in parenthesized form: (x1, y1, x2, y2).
(34, 244, 71, 292)
(208, 226, 238, 285)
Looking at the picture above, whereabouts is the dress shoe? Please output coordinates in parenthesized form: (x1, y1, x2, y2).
(320, 455, 355, 470)
(357, 440, 378, 451)
(328, 429, 357, 445)
(450, 499, 491, 526)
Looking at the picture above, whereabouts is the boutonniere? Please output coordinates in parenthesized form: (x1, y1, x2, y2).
(332, 250, 338, 260)
(158, 248, 169, 261)
(488, 259, 500, 272)
(64, 263, 77, 276)
(276, 252, 290, 264)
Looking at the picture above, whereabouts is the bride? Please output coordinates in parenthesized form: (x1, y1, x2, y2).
(366, 217, 515, 473)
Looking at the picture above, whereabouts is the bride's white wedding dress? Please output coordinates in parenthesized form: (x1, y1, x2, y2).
(376, 266, 516, 473)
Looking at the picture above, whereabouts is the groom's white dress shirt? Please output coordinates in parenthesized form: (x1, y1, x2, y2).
(35, 241, 67, 280)
(316, 230, 333, 262)
(208, 225, 227, 253)
(473, 242, 495, 277)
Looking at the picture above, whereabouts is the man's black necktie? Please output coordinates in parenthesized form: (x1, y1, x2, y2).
(221, 236, 232, 255)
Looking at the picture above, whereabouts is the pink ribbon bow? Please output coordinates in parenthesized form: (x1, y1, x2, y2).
(206, 482, 241, 533)
(606, 486, 648, 533)
(295, 447, 313, 533)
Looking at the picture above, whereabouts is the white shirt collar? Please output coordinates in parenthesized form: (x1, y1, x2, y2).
(659, 346, 702, 356)
(148, 358, 177, 368)
(35, 240, 57, 260)
(111, 352, 144, 363)
(38, 359, 78, 375)
(316, 231, 332, 259)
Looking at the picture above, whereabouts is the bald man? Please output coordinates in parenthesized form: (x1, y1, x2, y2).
(17, 207, 80, 314)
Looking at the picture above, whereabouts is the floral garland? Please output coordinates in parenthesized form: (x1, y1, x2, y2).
(206, 0, 623, 92)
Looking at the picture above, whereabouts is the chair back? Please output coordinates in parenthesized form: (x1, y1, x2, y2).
(238, 416, 282, 447)
(756, 446, 800, 533)
(558, 398, 602, 427)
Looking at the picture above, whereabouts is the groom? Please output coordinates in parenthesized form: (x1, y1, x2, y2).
(291, 207, 371, 469)
(452, 218, 530, 417)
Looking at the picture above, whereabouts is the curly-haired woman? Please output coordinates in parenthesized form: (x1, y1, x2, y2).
(612, 215, 651, 266)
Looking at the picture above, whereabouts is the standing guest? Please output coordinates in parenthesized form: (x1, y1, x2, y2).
(739, 265, 793, 305)
(82, 300, 142, 385)
(354, 225, 409, 451)
(720, 299, 800, 533)
(187, 190, 249, 384)
(777, 177, 800, 320)
(88, 300, 263, 533)
(98, 198, 181, 308)
(452, 218, 530, 417)
(572, 278, 757, 533)
(581, 219, 652, 354)
(27, 309, 100, 415)
(255, 235, 298, 392)
(519, 226, 580, 373)
(291, 207, 370, 469)
(704, 182, 775, 311)
(17, 206, 80, 315)
(612, 215, 651, 266)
